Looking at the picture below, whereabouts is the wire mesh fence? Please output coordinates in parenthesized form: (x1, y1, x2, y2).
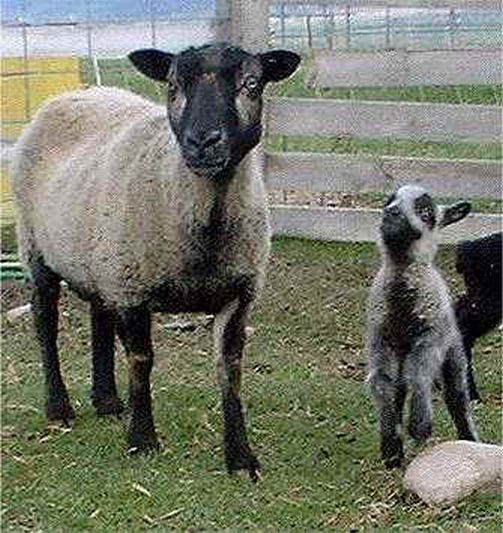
(1, 0, 501, 250)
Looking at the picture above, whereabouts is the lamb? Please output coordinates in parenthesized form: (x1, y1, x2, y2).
(366, 185, 479, 469)
(10, 42, 300, 481)
(454, 232, 502, 401)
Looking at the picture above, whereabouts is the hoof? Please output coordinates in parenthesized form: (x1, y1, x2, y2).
(93, 395, 125, 416)
(46, 400, 76, 423)
(381, 435, 403, 469)
(408, 420, 432, 442)
(126, 432, 160, 455)
(225, 446, 261, 482)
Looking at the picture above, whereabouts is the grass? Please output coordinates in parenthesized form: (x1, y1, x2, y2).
(2, 238, 501, 530)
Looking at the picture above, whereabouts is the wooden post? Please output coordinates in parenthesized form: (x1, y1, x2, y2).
(216, 0, 269, 52)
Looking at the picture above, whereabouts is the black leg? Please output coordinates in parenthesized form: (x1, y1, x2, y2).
(30, 255, 74, 422)
(463, 340, 481, 402)
(442, 348, 479, 441)
(90, 300, 124, 416)
(214, 300, 259, 481)
(370, 370, 406, 469)
(117, 306, 158, 454)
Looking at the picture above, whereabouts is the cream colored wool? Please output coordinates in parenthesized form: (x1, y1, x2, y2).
(11, 87, 270, 308)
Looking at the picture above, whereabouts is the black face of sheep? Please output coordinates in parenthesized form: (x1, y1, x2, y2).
(129, 43, 300, 178)
(381, 185, 471, 258)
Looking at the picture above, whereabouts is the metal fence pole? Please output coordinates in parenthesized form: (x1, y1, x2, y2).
(306, 15, 313, 49)
(149, 0, 157, 48)
(385, 5, 391, 50)
(86, 0, 93, 61)
(280, 1, 286, 46)
(345, 2, 351, 50)
(448, 8, 456, 49)
(21, 22, 30, 121)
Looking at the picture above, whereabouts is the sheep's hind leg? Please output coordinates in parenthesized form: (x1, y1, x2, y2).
(117, 306, 159, 454)
(90, 300, 124, 416)
(31, 255, 75, 422)
(442, 346, 479, 441)
(215, 299, 259, 481)
(370, 369, 406, 468)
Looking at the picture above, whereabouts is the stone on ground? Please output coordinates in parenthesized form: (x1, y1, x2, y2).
(404, 440, 502, 506)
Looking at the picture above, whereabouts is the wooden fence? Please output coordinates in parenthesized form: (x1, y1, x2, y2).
(258, 0, 502, 243)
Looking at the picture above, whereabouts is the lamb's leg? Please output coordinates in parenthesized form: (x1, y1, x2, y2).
(442, 346, 479, 441)
(406, 347, 435, 442)
(90, 300, 124, 416)
(370, 369, 406, 468)
(214, 299, 259, 481)
(31, 255, 75, 422)
(117, 306, 159, 453)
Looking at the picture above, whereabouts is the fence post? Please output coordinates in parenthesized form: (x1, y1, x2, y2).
(216, 0, 269, 52)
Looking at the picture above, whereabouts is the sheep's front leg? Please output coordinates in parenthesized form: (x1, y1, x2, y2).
(90, 300, 124, 416)
(31, 255, 75, 422)
(117, 307, 159, 454)
(442, 346, 479, 441)
(215, 299, 259, 481)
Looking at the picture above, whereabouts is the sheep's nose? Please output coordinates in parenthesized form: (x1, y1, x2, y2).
(186, 129, 223, 152)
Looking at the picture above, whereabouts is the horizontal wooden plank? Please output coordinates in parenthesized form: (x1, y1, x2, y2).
(279, 0, 501, 10)
(266, 152, 502, 198)
(312, 49, 502, 88)
(267, 98, 501, 143)
(271, 205, 501, 243)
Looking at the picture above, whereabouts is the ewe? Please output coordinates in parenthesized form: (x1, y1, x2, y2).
(366, 185, 478, 468)
(11, 43, 300, 480)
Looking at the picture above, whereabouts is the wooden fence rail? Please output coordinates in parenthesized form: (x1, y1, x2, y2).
(266, 152, 502, 199)
(267, 98, 501, 143)
(312, 48, 502, 88)
(270, 205, 501, 243)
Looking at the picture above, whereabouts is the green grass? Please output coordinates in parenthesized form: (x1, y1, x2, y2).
(2, 239, 502, 530)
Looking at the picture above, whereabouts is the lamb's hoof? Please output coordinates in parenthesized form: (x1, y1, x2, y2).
(408, 420, 432, 443)
(46, 400, 75, 424)
(93, 395, 124, 416)
(126, 432, 160, 455)
(381, 436, 404, 469)
(225, 447, 261, 482)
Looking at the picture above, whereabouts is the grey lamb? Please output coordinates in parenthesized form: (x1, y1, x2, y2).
(366, 185, 478, 468)
(10, 43, 300, 481)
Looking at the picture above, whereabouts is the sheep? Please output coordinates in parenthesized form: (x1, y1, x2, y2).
(454, 232, 502, 401)
(366, 185, 479, 468)
(10, 42, 301, 481)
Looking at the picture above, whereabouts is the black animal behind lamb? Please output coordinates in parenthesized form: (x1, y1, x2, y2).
(367, 185, 479, 468)
(10, 43, 300, 481)
(454, 232, 502, 401)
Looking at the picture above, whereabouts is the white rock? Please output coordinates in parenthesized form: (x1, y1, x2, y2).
(6, 304, 32, 321)
(404, 440, 503, 506)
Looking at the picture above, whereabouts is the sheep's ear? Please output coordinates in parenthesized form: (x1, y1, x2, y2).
(258, 50, 301, 82)
(128, 49, 174, 81)
(439, 201, 471, 227)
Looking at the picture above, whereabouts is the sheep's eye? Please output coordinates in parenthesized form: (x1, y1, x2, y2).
(243, 75, 259, 92)
(166, 80, 177, 100)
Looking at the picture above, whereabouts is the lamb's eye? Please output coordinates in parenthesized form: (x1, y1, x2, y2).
(166, 80, 177, 100)
(243, 75, 259, 92)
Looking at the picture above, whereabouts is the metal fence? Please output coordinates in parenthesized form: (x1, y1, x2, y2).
(1, 0, 502, 243)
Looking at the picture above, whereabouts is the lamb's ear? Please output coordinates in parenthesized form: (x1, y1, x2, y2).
(258, 50, 301, 82)
(439, 201, 471, 227)
(128, 49, 174, 81)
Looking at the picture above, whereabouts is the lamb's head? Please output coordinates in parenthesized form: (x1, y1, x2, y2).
(380, 185, 471, 262)
(129, 42, 300, 177)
